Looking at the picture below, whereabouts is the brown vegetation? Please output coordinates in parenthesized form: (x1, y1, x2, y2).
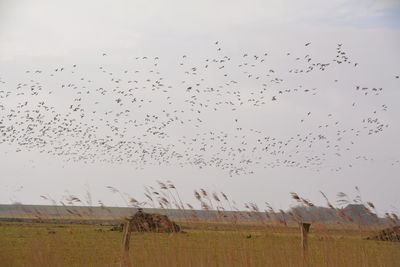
(0, 183, 399, 266)
(367, 226, 400, 242)
(129, 209, 181, 233)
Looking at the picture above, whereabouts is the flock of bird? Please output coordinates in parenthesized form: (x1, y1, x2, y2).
(0, 42, 397, 176)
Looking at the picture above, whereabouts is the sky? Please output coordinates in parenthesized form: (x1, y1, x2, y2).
(0, 0, 399, 215)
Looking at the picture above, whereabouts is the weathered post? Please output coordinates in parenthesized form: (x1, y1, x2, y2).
(120, 218, 133, 267)
(299, 222, 311, 266)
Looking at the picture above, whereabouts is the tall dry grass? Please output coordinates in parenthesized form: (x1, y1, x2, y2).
(0, 183, 399, 267)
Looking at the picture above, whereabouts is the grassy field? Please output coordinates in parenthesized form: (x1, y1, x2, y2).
(1, 220, 399, 267)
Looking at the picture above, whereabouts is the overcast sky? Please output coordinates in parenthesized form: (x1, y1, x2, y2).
(0, 0, 399, 215)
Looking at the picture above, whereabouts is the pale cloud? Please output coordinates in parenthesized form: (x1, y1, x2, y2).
(0, 0, 399, 60)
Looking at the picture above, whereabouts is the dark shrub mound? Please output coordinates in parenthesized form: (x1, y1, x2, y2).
(130, 210, 181, 233)
(110, 209, 181, 233)
(367, 226, 400, 242)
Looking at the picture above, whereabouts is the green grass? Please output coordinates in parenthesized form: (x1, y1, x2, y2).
(1, 220, 399, 267)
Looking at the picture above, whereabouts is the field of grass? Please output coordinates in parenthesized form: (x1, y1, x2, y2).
(1, 220, 399, 267)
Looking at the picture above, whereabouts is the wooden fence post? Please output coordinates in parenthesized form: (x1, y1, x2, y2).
(299, 222, 311, 266)
(120, 218, 132, 267)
